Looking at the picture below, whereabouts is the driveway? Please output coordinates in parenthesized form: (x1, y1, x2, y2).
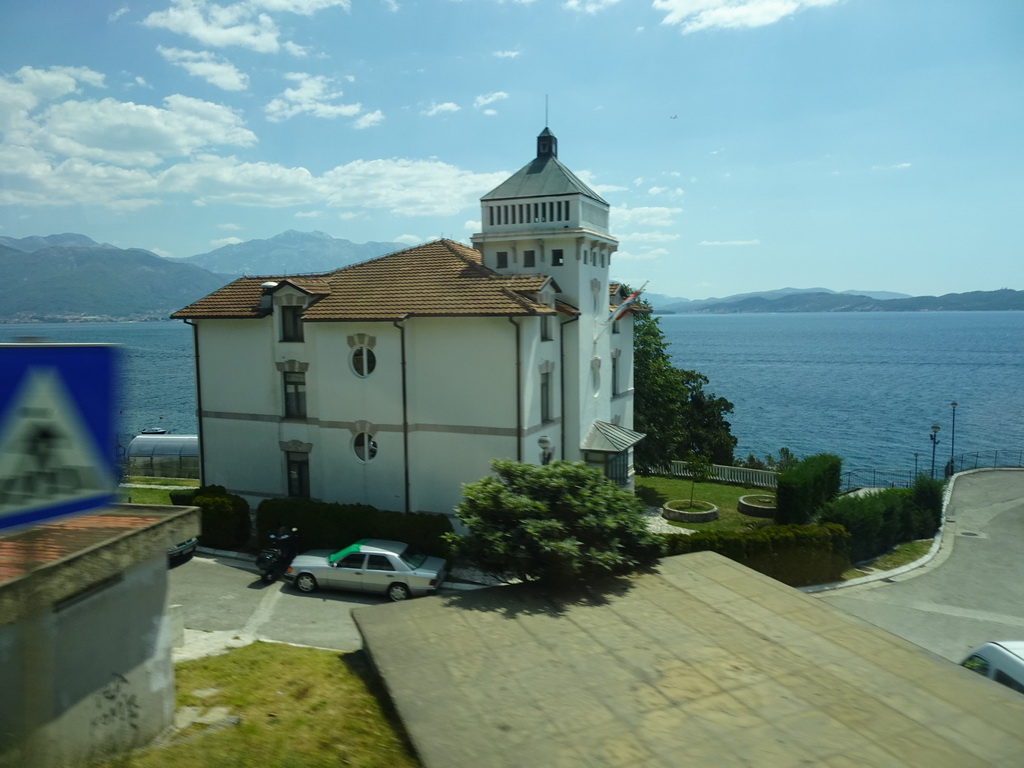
(167, 551, 380, 659)
(816, 469, 1024, 662)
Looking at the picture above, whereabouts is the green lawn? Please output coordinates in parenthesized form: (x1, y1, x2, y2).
(97, 643, 419, 768)
(636, 475, 772, 533)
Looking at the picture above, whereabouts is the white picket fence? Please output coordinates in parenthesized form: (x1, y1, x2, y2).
(652, 461, 778, 489)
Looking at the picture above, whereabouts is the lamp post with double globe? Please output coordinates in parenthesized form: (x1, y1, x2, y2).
(929, 423, 941, 479)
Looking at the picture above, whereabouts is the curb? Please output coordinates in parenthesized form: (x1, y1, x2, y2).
(800, 468, 1006, 594)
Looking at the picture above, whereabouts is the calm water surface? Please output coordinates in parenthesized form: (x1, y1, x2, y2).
(4, 313, 1022, 471)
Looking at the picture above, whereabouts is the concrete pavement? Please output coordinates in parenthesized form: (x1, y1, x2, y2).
(816, 468, 1024, 661)
(353, 550, 1024, 768)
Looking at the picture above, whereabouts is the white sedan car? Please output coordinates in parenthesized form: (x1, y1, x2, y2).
(284, 538, 448, 601)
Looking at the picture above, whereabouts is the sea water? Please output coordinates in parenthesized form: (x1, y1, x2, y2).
(4, 313, 1022, 472)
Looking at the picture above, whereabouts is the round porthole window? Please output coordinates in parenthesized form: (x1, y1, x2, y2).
(354, 432, 377, 462)
(352, 346, 376, 377)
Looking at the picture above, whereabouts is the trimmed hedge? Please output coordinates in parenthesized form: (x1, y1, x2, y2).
(192, 485, 249, 549)
(255, 497, 453, 558)
(817, 475, 944, 563)
(169, 488, 196, 506)
(661, 523, 851, 587)
(775, 453, 842, 525)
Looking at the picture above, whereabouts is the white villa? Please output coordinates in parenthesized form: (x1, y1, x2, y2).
(172, 128, 644, 516)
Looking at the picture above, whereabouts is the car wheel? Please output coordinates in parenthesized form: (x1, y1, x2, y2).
(260, 571, 274, 584)
(295, 573, 318, 593)
(387, 583, 410, 602)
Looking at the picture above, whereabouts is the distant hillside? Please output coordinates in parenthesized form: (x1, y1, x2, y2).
(655, 287, 913, 313)
(0, 232, 105, 252)
(176, 230, 405, 276)
(0, 243, 228, 322)
(662, 289, 1024, 313)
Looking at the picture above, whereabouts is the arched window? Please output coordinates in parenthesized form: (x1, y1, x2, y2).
(352, 346, 376, 377)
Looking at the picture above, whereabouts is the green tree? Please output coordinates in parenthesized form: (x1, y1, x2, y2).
(632, 304, 737, 468)
(684, 451, 713, 507)
(446, 460, 662, 586)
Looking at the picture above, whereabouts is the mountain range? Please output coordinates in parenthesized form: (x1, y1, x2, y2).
(1, 231, 1021, 322)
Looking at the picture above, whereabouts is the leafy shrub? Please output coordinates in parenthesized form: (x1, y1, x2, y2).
(193, 485, 249, 549)
(169, 488, 196, 506)
(255, 498, 452, 557)
(447, 460, 662, 586)
(817, 476, 945, 563)
(775, 453, 842, 525)
(661, 524, 850, 587)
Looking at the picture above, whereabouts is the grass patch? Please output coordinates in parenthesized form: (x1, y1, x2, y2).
(840, 539, 933, 580)
(636, 476, 773, 533)
(118, 487, 175, 505)
(98, 642, 419, 768)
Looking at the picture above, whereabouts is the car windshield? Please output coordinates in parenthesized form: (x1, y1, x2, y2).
(399, 546, 428, 569)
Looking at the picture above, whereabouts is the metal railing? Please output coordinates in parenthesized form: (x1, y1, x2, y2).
(649, 451, 1024, 494)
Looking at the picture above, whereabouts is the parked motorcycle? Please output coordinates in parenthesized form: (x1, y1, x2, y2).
(257, 527, 300, 583)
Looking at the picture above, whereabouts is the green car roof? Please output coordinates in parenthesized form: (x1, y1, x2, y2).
(328, 538, 369, 564)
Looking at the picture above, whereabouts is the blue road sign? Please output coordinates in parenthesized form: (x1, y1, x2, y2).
(0, 344, 121, 531)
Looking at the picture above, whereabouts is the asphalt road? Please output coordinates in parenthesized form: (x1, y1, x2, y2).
(816, 469, 1024, 662)
(167, 551, 377, 655)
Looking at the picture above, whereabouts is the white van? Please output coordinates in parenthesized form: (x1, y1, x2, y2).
(961, 642, 1024, 694)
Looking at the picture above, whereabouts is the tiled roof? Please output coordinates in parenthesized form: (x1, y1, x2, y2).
(172, 239, 566, 322)
(0, 508, 177, 583)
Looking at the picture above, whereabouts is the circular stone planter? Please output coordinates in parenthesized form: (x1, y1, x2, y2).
(738, 494, 776, 519)
(661, 500, 719, 523)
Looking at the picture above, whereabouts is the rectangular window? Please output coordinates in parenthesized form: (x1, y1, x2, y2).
(612, 319, 620, 335)
(552, 249, 564, 266)
(488, 206, 494, 226)
(287, 452, 310, 497)
(496, 251, 508, 269)
(607, 451, 629, 486)
(281, 305, 304, 342)
(284, 371, 306, 418)
(541, 315, 552, 341)
(524, 250, 536, 268)
(540, 371, 552, 423)
(611, 356, 620, 396)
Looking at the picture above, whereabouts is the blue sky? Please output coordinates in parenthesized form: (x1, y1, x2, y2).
(1, 0, 1021, 299)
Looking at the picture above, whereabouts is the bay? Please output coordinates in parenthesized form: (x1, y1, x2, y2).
(3, 313, 1022, 475)
(657, 312, 1024, 472)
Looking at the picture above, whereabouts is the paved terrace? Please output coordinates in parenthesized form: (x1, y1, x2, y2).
(354, 551, 1024, 768)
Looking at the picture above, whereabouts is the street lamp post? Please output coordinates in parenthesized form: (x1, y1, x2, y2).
(913, 452, 919, 477)
(950, 401, 958, 473)
(929, 423, 941, 479)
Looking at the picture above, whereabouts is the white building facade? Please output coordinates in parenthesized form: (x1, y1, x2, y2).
(173, 129, 642, 516)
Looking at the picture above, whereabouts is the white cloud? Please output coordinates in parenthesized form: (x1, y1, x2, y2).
(474, 91, 508, 109)
(354, 109, 384, 129)
(621, 231, 681, 243)
(481, 109, 497, 116)
(158, 47, 249, 91)
(493, 50, 521, 59)
(422, 102, 460, 116)
(253, 0, 350, 13)
(210, 236, 243, 247)
(31, 94, 256, 168)
(295, 210, 322, 217)
(564, 0, 620, 12)
(109, 6, 129, 22)
(654, 0, 841, 34)
(394, 234, 424, 245)
(464, 219, 481, 232)
(219, 222, 242, 230)
(698, 239, 761, 246)
(613, 205, 683, 228)
(265, 73, 361, 121)
(143, 0, 282, 52)
(872, 162, 912, 171)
